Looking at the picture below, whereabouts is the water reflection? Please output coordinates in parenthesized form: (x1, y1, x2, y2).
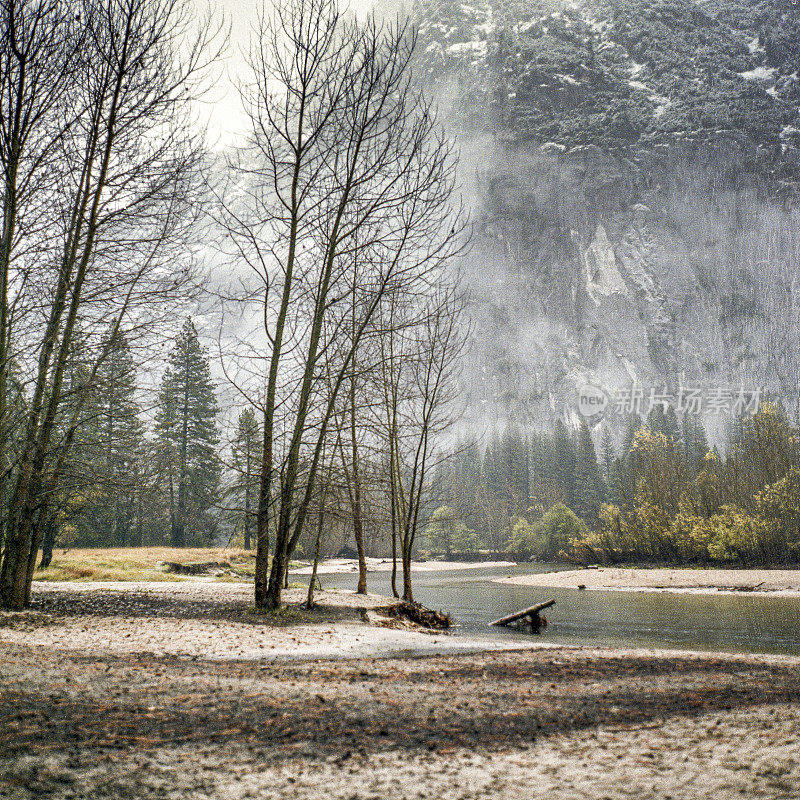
(314, 563, 800, 656)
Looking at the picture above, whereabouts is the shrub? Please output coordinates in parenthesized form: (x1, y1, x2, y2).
(515, 503, 590, 561)
(704, 506, 778, 564)
(507, 516, 539, 561)
(423, 506, 476, 555)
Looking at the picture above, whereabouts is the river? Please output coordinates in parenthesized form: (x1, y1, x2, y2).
(311, 563, 800, 656)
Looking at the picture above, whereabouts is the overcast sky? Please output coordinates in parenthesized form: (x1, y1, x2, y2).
(195, 0, 376, 148)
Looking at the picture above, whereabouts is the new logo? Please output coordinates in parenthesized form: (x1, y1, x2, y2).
(577, 384, 609, 418)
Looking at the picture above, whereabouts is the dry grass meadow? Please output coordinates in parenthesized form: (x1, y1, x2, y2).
(34, 547, 258, 583)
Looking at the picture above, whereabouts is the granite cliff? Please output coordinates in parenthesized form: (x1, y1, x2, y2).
(399, 0, 800, 426)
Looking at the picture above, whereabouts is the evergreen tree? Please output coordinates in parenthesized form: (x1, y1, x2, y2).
(614, 413, 642, 506)
(230, 407, 261, 550)
(478, 435, 510, 551)
(529, 431, 559, 510)
(682, 412, 710, 474)
(156, 319, 220, 546)
(573, 420, 604, 521)
(38, 329, 100, 556)
(97, 331, 144, 547)
(499, 425, 530, 511)
(621, 413, 642, 457)
(648, 405, 681, 444)
(552, 418, 576, 508)
(482, 431, 504, 500)
(445, 438, 483, 531)
(600, 425, 616, 480)
(52, 330, 145, 551)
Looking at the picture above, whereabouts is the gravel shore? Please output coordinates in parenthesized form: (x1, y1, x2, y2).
(1, 581, 799, 799)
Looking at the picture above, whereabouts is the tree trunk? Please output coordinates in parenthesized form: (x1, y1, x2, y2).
(39, 518, 56, 570)
(133, 490, 143, 547)
(349, 374, 367, 594)
(306, 504, 325, 608)
(253, 407, 273, 607)
(168, 473, 179, 547)
(391, 518, 399, 598)
(174, 351, 190, 548)
(244, 440, 252, 550)
(401, 543, 413, 602)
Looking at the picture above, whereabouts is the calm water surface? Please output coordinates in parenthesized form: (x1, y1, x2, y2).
(315, 563, 800, 656)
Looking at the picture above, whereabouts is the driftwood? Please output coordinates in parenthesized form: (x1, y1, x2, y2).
(490, 599, 555, 633)
(378, 601, 452, 629)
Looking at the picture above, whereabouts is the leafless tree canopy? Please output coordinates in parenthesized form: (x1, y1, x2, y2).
(217, 0, 467, 608)
(0, 0, 468, 611)
(0, 0, 220, 609)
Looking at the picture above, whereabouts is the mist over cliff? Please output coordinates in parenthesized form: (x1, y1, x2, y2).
(392, 0, 800, 432)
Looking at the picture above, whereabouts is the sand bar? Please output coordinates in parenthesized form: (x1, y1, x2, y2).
(2, 581, 535, 661)
(496, 567, 800, 594)
(291, 557, 515, 575)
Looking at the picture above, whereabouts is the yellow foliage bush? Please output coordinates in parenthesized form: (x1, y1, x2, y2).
(703, 506, 778, 564)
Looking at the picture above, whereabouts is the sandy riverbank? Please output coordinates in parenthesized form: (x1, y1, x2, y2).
(1, 581, 527, 661)
(291, 557, 515, 575)
(496, 566, 800, 595)
(2, 581, 800, 799)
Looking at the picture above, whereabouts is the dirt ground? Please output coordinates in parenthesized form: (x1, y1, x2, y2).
(1, 582, 799, 799)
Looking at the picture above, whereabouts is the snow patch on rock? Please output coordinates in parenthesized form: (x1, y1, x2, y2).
(446, 40, 487, 56)
(739, 66, 777, 82)
(747, 36, 764, 55)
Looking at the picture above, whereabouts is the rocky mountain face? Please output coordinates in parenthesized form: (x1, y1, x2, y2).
(401, 0, 800, 429)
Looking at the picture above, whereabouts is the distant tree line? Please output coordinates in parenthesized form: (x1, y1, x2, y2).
(37, 319, 221, 565)
(429, 403, 800, 566)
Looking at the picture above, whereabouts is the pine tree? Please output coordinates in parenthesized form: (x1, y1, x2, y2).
(552, 418, 577, 508)
(38, 329, 99, 558)
(54, 330, 144, 550)
(230, 407, 261, 550)
(573, 420, 604, 521)
(648, 406, 681, 444)
(498, 425, 529, 512)
(614, 413, 642, 506)
(447, 438, 482, 531)
(482, 431, 504, 500)
(529, 431, 561, 510)
(621, 413, 642, 457)
(97, 331, 144, 547)
(600, 425, 616, 480)
(479, 435, 510, 551)
(156, 319, 220, 547)
(682, 412, 710, 475)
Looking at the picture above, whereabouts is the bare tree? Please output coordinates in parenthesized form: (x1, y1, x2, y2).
(379, 285, 467, 601)
(219, 0, 464, 609)
(0, 0, 219, 610)
(0, 0, 86, 550)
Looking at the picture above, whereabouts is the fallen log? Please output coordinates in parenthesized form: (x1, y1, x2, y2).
(156, 560, 230, 575)
(489, 599, 555, 633)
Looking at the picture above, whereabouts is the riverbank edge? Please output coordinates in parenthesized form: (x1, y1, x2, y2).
(494, 566, 800, 595)
(6, 580, 800, 663)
